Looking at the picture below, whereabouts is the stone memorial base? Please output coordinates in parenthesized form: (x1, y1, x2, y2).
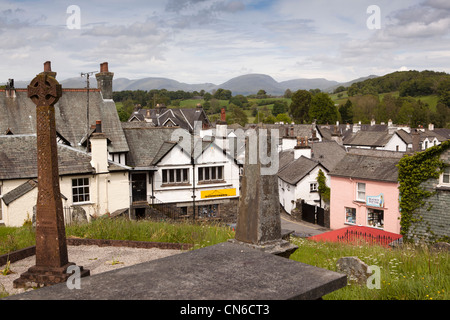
(228, 238, 298, 258)
(13, 263, 90, 289)
(5, 242, 346, 300)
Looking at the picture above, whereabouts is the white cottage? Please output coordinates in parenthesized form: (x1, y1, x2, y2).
(0, 131, 131, 227)
(277, 140, 346, 214)
(122, 122, 241, 221)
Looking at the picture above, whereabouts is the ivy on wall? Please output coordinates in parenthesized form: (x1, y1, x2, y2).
(316, 169, 330, 203)
(397, 139, 450, 239)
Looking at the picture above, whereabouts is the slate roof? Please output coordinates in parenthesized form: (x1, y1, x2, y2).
(393, 128, 450, 147)
(277, 141, 346, 185)
(2, 179, 37, 205)
(317, 124, 353, 142)
(328, 148, 404, 182)
(344, 130, 392, 147)
(151, 141, 178, 165)
(121, 122, 179, 168)
(395, 129, 413, 144)
(128, 107, 211, 132)
(278, 155, 322, 185)
(1, 179, 68, 206)
(0, 134, 129, 180)
(245, 123, 318, 140)
(419, 128, 450, 142)
(0, 90, 129, 153)
(310, 141, 347, 171)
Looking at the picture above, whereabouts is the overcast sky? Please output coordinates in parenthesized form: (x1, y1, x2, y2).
(1, 0, 449, 84)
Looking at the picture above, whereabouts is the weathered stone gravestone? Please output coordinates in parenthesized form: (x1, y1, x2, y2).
(336, 256, 370, 285)
(13, 62, 89, 289)
(231, 128, 298, 257)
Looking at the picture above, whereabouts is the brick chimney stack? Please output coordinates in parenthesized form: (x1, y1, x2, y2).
(41, 61, 57, 78)
(95, 62, 114, 100)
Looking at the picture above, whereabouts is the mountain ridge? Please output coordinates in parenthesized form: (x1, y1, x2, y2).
(2, 73, 378, 96)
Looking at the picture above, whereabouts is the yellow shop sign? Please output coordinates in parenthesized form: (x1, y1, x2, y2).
(201, 188, 236, 199)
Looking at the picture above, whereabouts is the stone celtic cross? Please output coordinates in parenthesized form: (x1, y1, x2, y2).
(14, 61, 89, 289)
(27, 73, 62, 107)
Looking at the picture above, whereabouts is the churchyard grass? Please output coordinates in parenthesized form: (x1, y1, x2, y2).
(0, 226, 35, 256)
(1, 220, 448, 300)
(289, 237, 450, 300)
(64, 217, 234, 250)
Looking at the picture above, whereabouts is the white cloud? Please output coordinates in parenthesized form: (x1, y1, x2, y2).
(423, 0, 450, 10)
(1, 0, 449, 85)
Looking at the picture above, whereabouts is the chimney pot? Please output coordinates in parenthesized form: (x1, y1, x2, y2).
(220, 108, 226, 122)
(44, 61, 52, 72)
(100, 62, 109, 73)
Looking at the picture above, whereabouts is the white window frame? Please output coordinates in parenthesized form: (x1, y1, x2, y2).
(440, 166, 450, 186)
(310, 182, 318, 192)
(162, 168, 189, 185)
(356, 182, 366, 202)
(345, 207, 356, 225)
(72, 177, 90, 204)
(198, 166, 224, 183)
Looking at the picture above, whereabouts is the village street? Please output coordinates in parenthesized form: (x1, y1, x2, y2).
(280, 211, 328, 238)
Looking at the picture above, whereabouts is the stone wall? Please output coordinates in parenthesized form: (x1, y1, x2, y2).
(177, 197, 239, 223)
(408, 149, 450, 242)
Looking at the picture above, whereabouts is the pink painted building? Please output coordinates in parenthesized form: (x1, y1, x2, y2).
(328, 149, 403, 234)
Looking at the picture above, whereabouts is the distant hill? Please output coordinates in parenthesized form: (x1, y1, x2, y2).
(6, 73, 341, 95)
(7, 71, 447, 97)
(346, 70, 450, 96)
(217, 74, 283, 96)
(325, 75, 379, 93)
(108, 74, 348, 95)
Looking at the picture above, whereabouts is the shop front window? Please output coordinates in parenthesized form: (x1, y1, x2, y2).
(367, 208, 384, 229)
(345, 207, 356, 224)
(198, 204, 219, 218)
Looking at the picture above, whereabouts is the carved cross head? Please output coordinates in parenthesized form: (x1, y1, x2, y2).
(28, 73, 62, 107)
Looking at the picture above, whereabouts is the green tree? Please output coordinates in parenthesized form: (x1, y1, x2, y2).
(227, 104, 248, 126)
(309, 92, 339, 124)
(338, 99, 354, 124)
(272, 100, 287, 117)
(284, 89, 293, 98)
(430, 103, 450, 128)
(213, 88, 232, 100)
(333, 86, 346, 94)
(275, 113, 292, 124)
(208, 98, 221, 115)
(229, 95, 249, 108)
(203, 92, 212, 101)
(257, 89, 267, 98)
(289, 90, 312, 123)
(438, 91, 450, 108)
(263, 115, 276, 124)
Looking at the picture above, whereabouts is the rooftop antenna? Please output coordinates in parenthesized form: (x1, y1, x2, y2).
(81, 71, 97, 152)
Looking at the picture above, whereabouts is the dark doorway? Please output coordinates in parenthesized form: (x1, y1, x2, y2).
(132, 173, 147, 202)
(135, 208, 146, 220)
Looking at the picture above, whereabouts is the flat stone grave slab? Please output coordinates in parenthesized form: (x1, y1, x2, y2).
(5, 242, 346, 300)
